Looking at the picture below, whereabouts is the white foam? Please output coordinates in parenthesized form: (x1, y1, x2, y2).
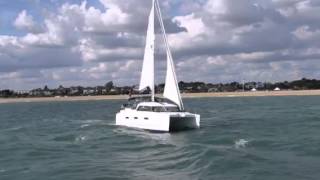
(79, 119, 105, 128)
(235, 139, 249, 149)
(80, 124, 90, 128)
(82, 120, 103, 124)
(75, 135, 87, 142)
(114, 127, 172, 144)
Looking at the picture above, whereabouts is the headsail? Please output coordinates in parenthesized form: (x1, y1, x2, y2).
(155, 0, 184, 110)
(163, 51, 184, 110)
(139, 0, 155, 100)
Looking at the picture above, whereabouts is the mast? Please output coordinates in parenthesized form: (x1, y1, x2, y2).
(155, 0, 184, 110)
(151, 0, 155, 102)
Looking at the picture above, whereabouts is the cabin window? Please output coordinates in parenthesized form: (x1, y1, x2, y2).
(165, 107, 180, 112)
(137, 106, 166, 112)
(152, 107, 166, 112)
(137, 106, 152, 111)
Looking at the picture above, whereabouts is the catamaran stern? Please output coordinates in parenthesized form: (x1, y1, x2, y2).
(169, 114, 200, 132)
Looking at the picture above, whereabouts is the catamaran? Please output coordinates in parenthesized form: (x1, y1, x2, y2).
(115, 0, 200, 132)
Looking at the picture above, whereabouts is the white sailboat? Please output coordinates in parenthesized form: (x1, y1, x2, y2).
(115, 0, 200, 132)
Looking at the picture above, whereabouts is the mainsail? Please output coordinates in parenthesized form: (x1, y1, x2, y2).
(139, 0, 155, 99)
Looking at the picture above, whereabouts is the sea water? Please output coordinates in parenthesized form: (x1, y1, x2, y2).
(1, 96, 320, 180)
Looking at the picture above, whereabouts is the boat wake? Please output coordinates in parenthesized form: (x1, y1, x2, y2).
(78, 119, 113, 129)
(113, 126, 173, 144)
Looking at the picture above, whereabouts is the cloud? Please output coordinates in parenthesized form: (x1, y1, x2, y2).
(1, 0, 320, 90)
(14, 10, 34, 30)
(13, 10, 43, 33)
(0, 35, 82, 72)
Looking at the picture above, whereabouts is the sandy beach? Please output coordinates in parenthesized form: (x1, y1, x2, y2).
(1, 90, 320, 104)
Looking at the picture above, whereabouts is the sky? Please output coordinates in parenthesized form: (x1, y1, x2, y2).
(1, 0, 320, 90)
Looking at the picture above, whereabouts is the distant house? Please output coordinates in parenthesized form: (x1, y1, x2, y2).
(69, 87, 83, 96)
(208, 88, 219, 92)
(256, 82, 265, 89)
(43, 90, 53, 96)
(16, 90, 29, 95)
(182, 86, 193, 93)
(109, 87, 121, 95)
(245, 82, 256, 90)
(83, 88, 95, 95)
(101, 88, 108, 95)
(55, 86, 69, 96)
(30, 88, 43, 96)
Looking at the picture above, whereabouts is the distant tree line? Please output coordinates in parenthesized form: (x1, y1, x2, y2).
(1, 78, 320, 98)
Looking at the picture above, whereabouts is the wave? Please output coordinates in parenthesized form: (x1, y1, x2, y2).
(234, 139, 249, 149)
(80, 124, 90, 128)
(0, 126, 23, 132)
(80, 119, 103, 124)
(75, 135, 87, 143)
(79, 119, 114, 129)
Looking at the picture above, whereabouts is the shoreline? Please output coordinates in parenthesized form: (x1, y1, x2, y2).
(1, 90, 320, 104)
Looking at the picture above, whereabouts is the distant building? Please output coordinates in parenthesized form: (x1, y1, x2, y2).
(256, 82, 265, 89)
(208, 88, 219, 92)
(69, 87, 83, 96)
(43, 90, 53, 96)
(16, 90, 29, 95)
(83, 88, 95, 95)
(30, 88, 43, 96)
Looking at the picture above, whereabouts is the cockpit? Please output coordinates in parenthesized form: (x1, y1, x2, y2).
(121, 96, 181, 112)
(137, 104, 180, 112)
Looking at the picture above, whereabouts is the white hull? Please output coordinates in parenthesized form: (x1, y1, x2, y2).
(116, 109, 200, 132)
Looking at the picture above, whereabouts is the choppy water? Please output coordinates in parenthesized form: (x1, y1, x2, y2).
(1, 96, 320, 180)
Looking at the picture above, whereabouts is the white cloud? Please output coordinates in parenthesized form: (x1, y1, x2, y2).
(14, 10, 35, 30)
(293, 25, 320, 41)
(1, 0, 320, 89)
(13, 10, 43, 33)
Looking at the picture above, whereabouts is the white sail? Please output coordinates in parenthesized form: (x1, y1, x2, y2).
(163, 51, 184, 110)
(139, 0, 155, 98)
(154, 0, 184, 110)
